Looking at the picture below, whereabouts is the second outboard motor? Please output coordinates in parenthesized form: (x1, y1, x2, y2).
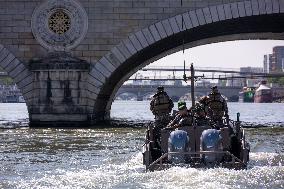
(168, 130, 189, 164)
(200, 129, 223, 165)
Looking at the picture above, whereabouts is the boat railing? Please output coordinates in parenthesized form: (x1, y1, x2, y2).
(147, 151, 245, 171)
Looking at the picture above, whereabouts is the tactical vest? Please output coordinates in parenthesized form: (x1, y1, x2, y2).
(207, 93, 225, 119)
(152, 92, 172, 115)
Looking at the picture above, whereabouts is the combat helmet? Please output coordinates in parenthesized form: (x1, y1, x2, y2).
(211, 85, 219, 94)
(157, 86, 164, 91)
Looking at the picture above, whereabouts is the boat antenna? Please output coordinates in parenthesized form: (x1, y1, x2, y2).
(181, 0, 187, 83)
(180, 0, 192, 107)
(180, 0, 194, 108)
(190, 64, 195, 109)
(183, 60, 187, 82)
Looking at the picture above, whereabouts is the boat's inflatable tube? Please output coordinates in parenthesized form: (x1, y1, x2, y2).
(168, 130, 189, 163)
(200, 129, 223, 165)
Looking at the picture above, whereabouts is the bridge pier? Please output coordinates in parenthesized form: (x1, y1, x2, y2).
(28, 52, 93, 127)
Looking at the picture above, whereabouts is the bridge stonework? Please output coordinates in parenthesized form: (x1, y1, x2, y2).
(0, 0, 283, 126)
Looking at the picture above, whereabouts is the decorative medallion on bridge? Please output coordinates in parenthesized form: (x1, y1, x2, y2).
(31, 0, 88, 51)
(48, 10, 71, 35)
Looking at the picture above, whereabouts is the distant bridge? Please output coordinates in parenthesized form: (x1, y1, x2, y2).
(117, 85, 242, 101)
(134, 66, 284, 80)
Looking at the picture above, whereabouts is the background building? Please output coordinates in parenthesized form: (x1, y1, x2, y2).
(263, 55, 269, 73)
(272, 46, 284, 72)
(240, 67, 264, 87)
(265, 46, 284, 73)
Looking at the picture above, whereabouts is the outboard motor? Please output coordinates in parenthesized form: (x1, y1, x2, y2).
(168, 130, 189, 164)
(200, 129, 223, 165)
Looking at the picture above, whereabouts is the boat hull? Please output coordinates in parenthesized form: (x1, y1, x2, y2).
(143, 123, 250, 171)
(254, 94, 272, 103)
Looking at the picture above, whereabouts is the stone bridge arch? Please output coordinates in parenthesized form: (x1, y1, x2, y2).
(88, 0, 284, 121)
(0, 45, 33, 112)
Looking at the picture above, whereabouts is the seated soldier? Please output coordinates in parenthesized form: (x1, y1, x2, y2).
(198, 95, 209, 114)
(193, 102, 209, 126)
(167, 101, 193, 129)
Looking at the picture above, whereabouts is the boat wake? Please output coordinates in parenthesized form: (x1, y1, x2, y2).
(5, 151, 283, 189)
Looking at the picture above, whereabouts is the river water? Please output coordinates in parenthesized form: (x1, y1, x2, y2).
(0, 102, 283, 189)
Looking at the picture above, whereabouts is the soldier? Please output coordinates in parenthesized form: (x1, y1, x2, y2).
(205, 86, 229, 126)
(198, 95, 209, 114)
(193, 102, 209, 126)
(150, 86, 174, 127)
(167, 101, 193, 129)
(150, 86, 174, 149)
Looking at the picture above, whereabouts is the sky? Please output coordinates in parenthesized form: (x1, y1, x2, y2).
(150, 40, 284, 69)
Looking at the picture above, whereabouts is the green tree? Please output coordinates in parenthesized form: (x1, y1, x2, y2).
(268, 77, 284, 86)
(278, 77, 284, 86)
(0, 77, 14, 85)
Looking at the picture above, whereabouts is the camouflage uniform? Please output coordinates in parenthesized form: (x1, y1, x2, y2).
(203, 86, 229, 126)
(150, 87, 173, 148)
(150, 86, 174, 128)
(167, 110, 193, 128)
(193, 102, 209, 126)
(167, 101, 193, 128)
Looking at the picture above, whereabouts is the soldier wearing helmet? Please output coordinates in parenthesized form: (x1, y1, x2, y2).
(150, 86, 174, 126)
(205, 85, 229, 126)
(150, 86, 174, 151)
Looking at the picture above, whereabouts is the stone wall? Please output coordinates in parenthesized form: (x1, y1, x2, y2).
(0, 0, 244, 64)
